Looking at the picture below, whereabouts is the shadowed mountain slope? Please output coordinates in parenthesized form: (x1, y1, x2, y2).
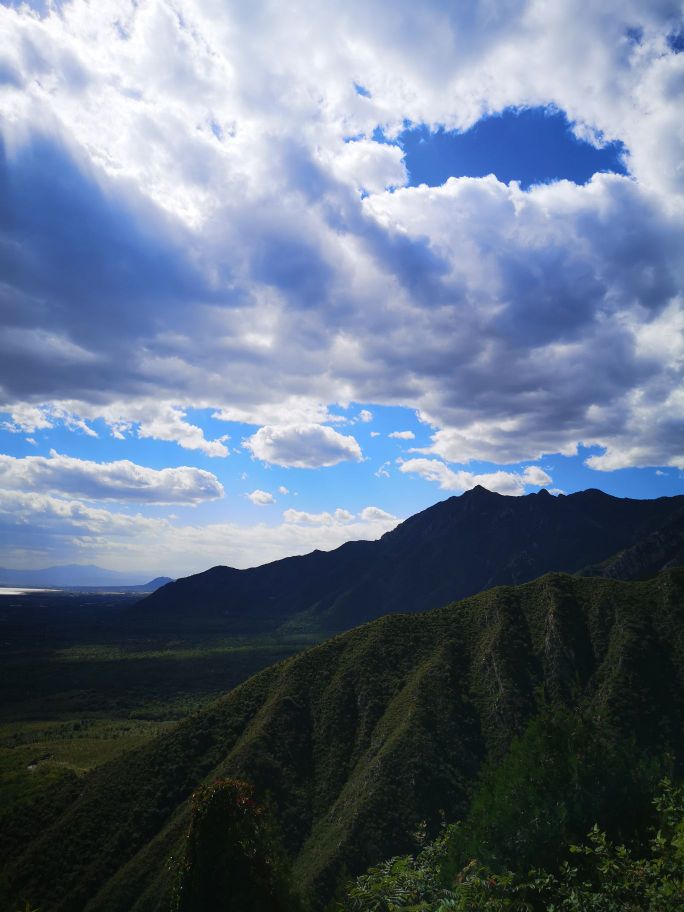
(4, 569, 684, 911)
(135, 488, 684, 634)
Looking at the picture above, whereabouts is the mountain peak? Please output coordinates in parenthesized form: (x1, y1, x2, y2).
(135, 489, 684, 637)
(463, 484, 495, 496)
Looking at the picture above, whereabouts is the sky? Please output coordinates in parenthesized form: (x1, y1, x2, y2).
(0, 0, 683, 578)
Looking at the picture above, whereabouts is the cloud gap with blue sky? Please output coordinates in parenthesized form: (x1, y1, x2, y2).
(0, 0, 682, 576)
(371, 107, 628, 190)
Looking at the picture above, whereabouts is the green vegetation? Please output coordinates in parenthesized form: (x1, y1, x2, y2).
(0, 717, 174, 812)
(2, 569, 683, 911)
(0, 589, 319, 865)
(1, 630, 317, 723)
(443, 702, 669, 875)
(171, 778, 300, 911)
(340, 779, 684, 911)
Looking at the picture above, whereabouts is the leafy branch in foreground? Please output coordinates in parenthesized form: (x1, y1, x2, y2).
(342, 824, 458, 912)
(339, 780, 684, 912)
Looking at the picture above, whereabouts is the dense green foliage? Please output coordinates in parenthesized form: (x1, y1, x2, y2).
(340, 780, 684, 911)
(444, 703, 669, 875)
(2, 569, 683, 911)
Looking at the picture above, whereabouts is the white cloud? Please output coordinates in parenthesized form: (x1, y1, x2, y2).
(244, 424, 363, 468)
(399, 458, 552, 496)
(0, 1, 682, 472)
(2, 405, 53, 434)
(2, 401, 230, 457)
(358, 409, 374, 423)
(375, 460, 391, 478)
(370, 431, 380, 438)
(25, 437, 37, 446)
(389, 430, 415, 440)
(283, 504, 396, 528)
(0, 489, 401, 575)
(63, 415, 98, 438)
(127, 404, 229, 457)
(247, 489, 275, 506)
(359, 505, 397, 521)
(521, 465, 555, 488)
(283, 508, 337, 525)
(212, 398, 334, 427)
(326, 139, 407, 194)
(0, 450, 224, 504)
(278, 485, 289, 494)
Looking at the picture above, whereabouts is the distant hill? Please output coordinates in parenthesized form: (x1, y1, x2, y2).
(4, 569, 683, 911)
(135, 487, 684, 635)
(0, 565, 170, 590)
(123, 576, 174, 592)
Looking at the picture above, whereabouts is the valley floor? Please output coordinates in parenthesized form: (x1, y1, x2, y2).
(0, 590, 317, 820)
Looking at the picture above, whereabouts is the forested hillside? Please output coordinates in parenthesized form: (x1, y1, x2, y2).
(3, 569, 683, 911)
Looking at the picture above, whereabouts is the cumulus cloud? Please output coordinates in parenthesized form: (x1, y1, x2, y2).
(283, 509, 337, 525)
(399, 458, 552, 496)
(359, 505, 397, 521)
(0, 488, 400, 574)
(358, 409, 374, 423)
(244, 424, 363, 468)
(283, 504, 396, 526)
(0, 0, 682, 471)
(134, 405, 229, 457)
(0, 450, 224, 504)
(247, 489, 275, 506)
(2, 401, 230, 457)
(2, 405, 53, 434)
(278, 485, 290, 494)
(389, 430, 415, 440)
(326, 139, 407, 194)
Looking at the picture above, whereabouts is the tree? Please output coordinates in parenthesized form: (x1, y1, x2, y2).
(171, 778, 299, 912)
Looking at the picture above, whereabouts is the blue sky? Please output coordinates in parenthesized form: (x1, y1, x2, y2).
(378, 108, 628, 190)
(0, 1, 682, 577)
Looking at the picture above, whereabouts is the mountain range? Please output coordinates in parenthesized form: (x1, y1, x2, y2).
(3, 487, 684, 911)
(136, 487, 684, 635)
(0, 565, 172, 590)
(4, 568, 683, 911)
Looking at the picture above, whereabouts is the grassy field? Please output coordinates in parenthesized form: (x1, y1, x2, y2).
(0, 590, 318, 819)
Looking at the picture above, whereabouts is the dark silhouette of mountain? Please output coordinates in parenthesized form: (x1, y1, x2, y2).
(577, 505, 684, 581)
(127, 576, 174, 592)
(83, 576, 174, 593)
(135, 488, 684, 634)
(4, 569, 683, 911)
(0, 565, 167, 589)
